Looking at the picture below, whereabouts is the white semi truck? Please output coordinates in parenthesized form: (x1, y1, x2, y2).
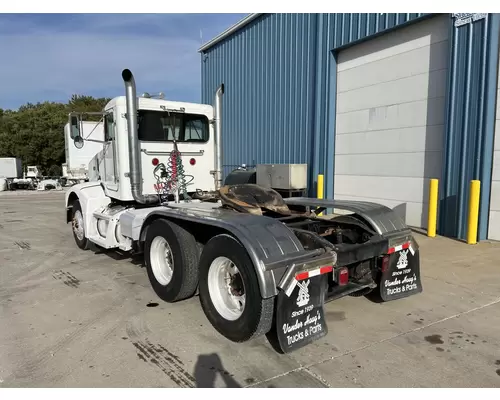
(64, 69, 422, 353)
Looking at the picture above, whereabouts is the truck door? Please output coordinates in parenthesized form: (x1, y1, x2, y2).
(103, 110, 118, 192)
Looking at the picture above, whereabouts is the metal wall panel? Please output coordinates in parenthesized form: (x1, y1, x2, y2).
(439, 14, 500, 240)
(488, 31, 500, 240)
(201, 13, 500, 240)
(201, 13, 426, 194)
(201, 14, 318, 183)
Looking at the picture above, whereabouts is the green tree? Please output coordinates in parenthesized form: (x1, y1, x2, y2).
(0, 95, 110, 175)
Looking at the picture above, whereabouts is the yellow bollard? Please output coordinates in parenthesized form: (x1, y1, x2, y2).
(467, 180, 481, 245)
(427, 179, 439, 237)
(317, 174, 324, 216)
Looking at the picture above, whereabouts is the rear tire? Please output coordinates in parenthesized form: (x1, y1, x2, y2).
(198, 234, 274, 342)
(144, 219, 199, 302)
(71, 200, 90, 250)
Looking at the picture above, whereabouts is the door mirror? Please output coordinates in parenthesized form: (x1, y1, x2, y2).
(74, 135, 84, 149)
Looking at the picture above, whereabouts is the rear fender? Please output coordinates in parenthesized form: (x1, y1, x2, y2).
(283, 197, 407, 235)
(283, 197, 423, 301)
(121, 207, 332, 299)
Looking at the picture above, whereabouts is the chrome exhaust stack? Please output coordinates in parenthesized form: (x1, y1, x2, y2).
(122, 68, 158, 205)
(214, 83, 224, 191)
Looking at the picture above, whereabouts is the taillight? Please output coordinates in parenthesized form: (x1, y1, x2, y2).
(381, 255, 389, 272)
(338, 267, 349, 286)
(152, 158, 159, 166)
(190, 158, 196, 166)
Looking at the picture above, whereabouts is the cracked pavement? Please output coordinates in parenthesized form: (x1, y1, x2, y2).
(1, 191, 500, 388)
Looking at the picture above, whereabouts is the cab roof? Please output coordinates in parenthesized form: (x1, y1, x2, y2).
(104, 96, 214, 116)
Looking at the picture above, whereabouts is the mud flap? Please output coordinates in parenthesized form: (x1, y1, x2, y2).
(275, 274, 328, 353)
(379, 244, 423, 301)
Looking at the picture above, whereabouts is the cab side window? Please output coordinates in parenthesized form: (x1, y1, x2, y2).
(104, 112, 115, 141)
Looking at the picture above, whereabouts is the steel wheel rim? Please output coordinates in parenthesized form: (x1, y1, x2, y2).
(150, 236, 174, 286)
(207, 256, 246, 321)
(73, 209, 85, 241)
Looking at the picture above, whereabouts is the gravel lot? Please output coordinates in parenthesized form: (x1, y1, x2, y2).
(1, 190, 500, 388)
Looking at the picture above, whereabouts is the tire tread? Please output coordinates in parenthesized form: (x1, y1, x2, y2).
(199, 233, 274, 342)
(145, 218, 199, 302)
(167, 220, 199, 301)
(71, 200, 90, 250)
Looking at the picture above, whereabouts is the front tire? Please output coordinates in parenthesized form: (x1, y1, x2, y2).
(71, 200, 90, 250)
(144, 219, 199, 302)
(198, 234, 274, 343)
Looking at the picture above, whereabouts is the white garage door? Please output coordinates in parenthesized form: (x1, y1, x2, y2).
(488, 49, 500, 240)
(334, 14, 450, 228)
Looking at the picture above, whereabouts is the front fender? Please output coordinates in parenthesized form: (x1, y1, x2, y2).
(65, 182, 110, 236)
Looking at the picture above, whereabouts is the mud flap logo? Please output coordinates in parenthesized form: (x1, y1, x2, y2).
(296, 279, 310, 307)
(396, 249, 409, 270)
(380, 246, 422, 302)
(275, 275, 328, 353)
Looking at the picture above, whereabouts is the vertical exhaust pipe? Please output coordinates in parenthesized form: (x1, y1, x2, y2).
(122, 69, 158, 204)
(214, 83, 224, 190)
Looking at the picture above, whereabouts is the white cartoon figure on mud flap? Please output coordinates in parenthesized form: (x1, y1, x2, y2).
(396, 249, 409, 270)
(296, 279, 310, 307)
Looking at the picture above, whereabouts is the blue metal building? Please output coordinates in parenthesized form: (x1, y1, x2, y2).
(199, 13, 500, 242)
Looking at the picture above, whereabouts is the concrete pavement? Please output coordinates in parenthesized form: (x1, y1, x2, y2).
(1, 191, 500, 388)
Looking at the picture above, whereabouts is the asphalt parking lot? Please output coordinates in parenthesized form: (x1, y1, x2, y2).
(1, 190, 500, 388)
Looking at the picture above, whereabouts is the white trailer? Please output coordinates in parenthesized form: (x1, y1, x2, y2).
(63, 120, 105, 185)
(0, 157, 22, 179)
(64, 68, 422, 353)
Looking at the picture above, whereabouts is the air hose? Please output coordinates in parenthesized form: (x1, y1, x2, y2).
(153, 142, 194, 202)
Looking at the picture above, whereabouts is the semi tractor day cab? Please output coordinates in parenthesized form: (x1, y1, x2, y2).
(65, 68, 422, 353)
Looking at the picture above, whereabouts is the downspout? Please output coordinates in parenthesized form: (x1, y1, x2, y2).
(214, 83, 224, 190)
(121, 69, 158, 205)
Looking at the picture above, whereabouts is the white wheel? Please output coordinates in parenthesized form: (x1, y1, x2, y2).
(71, 200, 90, 250)
(198, 234, 274, 342)
(149, 236, 174, 286)
(144, 219, 199, 302)
(73, 209, 85, 241)
(207, 256, 246, 321)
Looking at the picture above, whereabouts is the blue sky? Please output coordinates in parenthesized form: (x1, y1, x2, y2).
(0, 13, 247, 110)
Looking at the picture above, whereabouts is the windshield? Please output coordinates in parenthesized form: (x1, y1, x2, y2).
(137, 110, 209, 143)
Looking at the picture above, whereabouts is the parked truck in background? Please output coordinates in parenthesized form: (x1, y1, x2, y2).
(64, 68, 423, 353)
(0, 157, 38, 190)
(0, 157, 22, 180)
(25, 165, 41, 180)
(62, 120, 105, 186)
(0, 158, 22, 191)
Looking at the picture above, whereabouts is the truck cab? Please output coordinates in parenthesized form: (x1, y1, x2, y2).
(72, 96, 216, 203)
(66, 69, 223, 252)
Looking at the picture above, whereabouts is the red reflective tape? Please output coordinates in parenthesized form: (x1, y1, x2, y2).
(295, 272, 309, 281)
(387, 242, 411, 255)
(320, 266, 333, 274)
(295, 265, 333, 281)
